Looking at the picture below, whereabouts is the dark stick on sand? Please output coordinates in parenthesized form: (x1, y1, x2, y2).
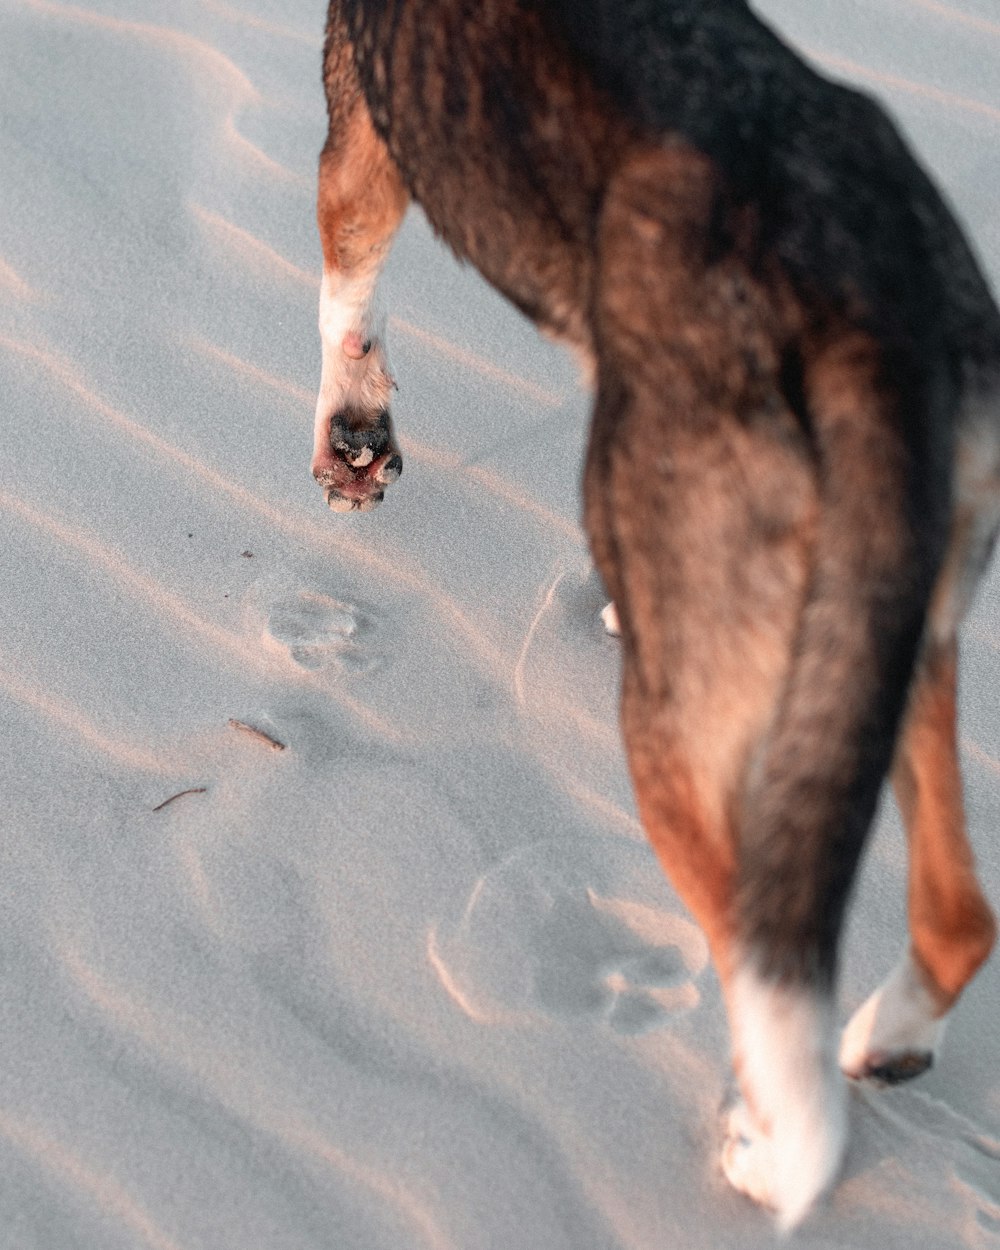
(152, 787, 208, 813)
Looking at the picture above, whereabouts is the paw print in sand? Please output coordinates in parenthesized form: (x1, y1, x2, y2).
(530, 890, 705, 1034)
(266, 591, 378, 672)
(429, 838, 708, 1032)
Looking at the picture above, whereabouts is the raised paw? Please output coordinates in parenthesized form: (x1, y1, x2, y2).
(312, 407, 403, 512)
(839, 952, 945, 1086)
(312, 331, 403, 512)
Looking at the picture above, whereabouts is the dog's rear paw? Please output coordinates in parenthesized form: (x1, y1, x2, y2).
(721, 1101, 778, 1212)
(720, 1089, 843, 1231)
(312, 407, 403, 512)
(839, 952, 944, 1085)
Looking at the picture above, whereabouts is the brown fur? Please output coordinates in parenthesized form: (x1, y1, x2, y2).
(894, 639, 997, 1008)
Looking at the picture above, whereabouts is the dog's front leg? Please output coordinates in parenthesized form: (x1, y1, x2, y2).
(314, 57, 408, 511)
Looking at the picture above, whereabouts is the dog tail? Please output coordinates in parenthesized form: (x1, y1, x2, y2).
(728, 333, 948, 1227)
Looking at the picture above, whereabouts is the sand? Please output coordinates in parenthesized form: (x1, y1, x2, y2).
(0, 0, 998, 1246)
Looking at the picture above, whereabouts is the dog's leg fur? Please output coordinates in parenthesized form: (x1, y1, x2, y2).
(587, 149, 959, 1225)
(841, 640, 997, 1084)
(841, 414, 1000, 1081)
(717, 374, 938, 1228)
(586, 151, 894, 1228)
(313, 11, 409, 511)
(589, 368, 848, 1229)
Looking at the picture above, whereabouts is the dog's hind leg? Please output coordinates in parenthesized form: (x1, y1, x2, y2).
(587, 365, 841, 1229)
(584, 345, 833, 1230)
(313, 8, 409, 511)
(841, 590, 997, 1084)
(589, 149, 940, 1227)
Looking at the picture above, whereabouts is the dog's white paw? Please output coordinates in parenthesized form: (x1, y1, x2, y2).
(726, 963, 848, 1230)
(840, 951, 943, 1084)
(721, 1101, 779, 1211)
(721, 1086, 843, 1230)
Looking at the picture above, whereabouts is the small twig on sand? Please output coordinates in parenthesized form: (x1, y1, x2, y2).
(152, 787, 208, 813)
(228, 718, 286, 751)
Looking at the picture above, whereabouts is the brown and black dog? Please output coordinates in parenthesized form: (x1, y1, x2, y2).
(310, 0, 1000, 1227)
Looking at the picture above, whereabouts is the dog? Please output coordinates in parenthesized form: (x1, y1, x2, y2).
(310, 0, 1000, 1228)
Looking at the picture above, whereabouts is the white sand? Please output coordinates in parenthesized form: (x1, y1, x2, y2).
(1, 0, 998, 1246)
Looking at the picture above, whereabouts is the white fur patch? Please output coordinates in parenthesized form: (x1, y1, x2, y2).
(600, 601, 620, 636)
(724, 960, 847, 1231)
(313, 269, 392, 458)
(318, 268, 382, 357)
(839, 949, 945, 1078)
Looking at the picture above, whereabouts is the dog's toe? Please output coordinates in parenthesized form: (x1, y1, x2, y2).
(374, 453, 403, 485)
(324, 488, 358, 513)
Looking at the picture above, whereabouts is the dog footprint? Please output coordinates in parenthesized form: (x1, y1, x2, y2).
(266, 591, 378, 672)
(430, 837, 708, 1030)
(603, 945, 701, 1035)
(530, 890, 704, 1034)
